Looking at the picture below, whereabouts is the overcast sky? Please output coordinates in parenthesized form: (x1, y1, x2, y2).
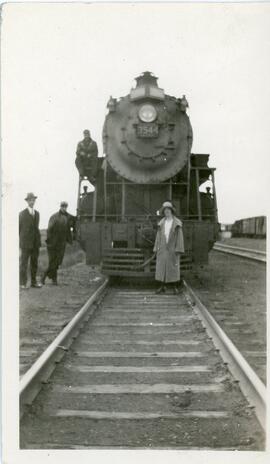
(2, 2, 270, 227)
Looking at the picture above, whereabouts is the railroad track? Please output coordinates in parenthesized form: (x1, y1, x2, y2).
(20, 280, 265, 450)
(193, 290, 266, 385)
(213, 242, 266, 263)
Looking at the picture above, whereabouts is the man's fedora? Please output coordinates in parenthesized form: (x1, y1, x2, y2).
(25, 192, 37, 201)
(160, 201, 176, 215)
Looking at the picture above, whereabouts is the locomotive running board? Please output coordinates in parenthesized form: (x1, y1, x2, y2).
(183, 281, 266, 431)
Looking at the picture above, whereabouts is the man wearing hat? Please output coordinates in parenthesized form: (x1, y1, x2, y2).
(153, 201, 185, 294)
(75, 129, 98, 184)
(42, 202, 74, 285)
(19, 193, 42, 289)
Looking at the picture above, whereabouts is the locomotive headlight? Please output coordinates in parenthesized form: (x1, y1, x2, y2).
(138, 104, 157, 123)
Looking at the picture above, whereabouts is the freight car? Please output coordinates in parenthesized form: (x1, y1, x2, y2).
(76, 72, 219, 277)
(232, 216, 266, 238)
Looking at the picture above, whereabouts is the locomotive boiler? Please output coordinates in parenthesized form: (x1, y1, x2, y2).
(76, 72, 219, 276)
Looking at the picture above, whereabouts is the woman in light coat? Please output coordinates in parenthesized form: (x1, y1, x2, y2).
(153, 201, 185, 294)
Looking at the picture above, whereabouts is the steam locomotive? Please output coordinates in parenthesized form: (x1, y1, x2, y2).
(76, 72, 219, 277)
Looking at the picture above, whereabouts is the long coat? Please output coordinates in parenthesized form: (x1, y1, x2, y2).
(19, 209, 41, 249)
(46, 211, 73, 265)
(153, 216, 185, 283)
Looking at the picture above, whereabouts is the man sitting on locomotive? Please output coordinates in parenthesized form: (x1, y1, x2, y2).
(75, 129, 98, 185)
(154, 201, 184, 295)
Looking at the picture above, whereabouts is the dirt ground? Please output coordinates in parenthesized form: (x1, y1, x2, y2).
(20, 258, 105, 375)
(188, 238, 266, 382)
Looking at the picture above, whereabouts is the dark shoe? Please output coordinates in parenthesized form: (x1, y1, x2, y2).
(179, 278, 184, 288)
(31, 283, 42, 288)
(20, 285, 28, 290)
(156, 286, 165, 294)
(173, 286, 180, 295)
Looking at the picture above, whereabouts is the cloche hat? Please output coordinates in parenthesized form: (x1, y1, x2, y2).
(160, 201, 176, 215)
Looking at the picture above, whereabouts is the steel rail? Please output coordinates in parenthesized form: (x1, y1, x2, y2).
(19, 278, 109, 419)
(215, 242, 266, 254)
(183, 281, 266, 431)
(213, 242, 266, 263)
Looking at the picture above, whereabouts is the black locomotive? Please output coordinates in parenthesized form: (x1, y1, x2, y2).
(76, 72, 219, 277)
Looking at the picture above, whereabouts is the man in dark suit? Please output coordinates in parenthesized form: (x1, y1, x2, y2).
(19, 192, 42, 289)
(42, 201, 75, 285)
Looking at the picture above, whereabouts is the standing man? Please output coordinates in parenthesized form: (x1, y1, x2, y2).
(75, 129, 98, 184)
(42, 201, 73, 285)
(204, 187, 214, 220)
(81, 185, 89, 197)
(19, 192, 42, 289)
(205, 187, 213, 199)
(80, 185, 92, 214)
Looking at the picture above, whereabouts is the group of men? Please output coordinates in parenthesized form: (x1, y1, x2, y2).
(19, 129, 98, 290)
(19, 193, 75, 289)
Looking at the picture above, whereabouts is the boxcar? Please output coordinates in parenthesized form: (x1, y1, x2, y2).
(232, 216, 266, 238)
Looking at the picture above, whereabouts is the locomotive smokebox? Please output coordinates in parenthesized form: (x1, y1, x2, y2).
(103, 72, 193, 184)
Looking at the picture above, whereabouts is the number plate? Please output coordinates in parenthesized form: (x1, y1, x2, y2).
(137, 123, 159, 138)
